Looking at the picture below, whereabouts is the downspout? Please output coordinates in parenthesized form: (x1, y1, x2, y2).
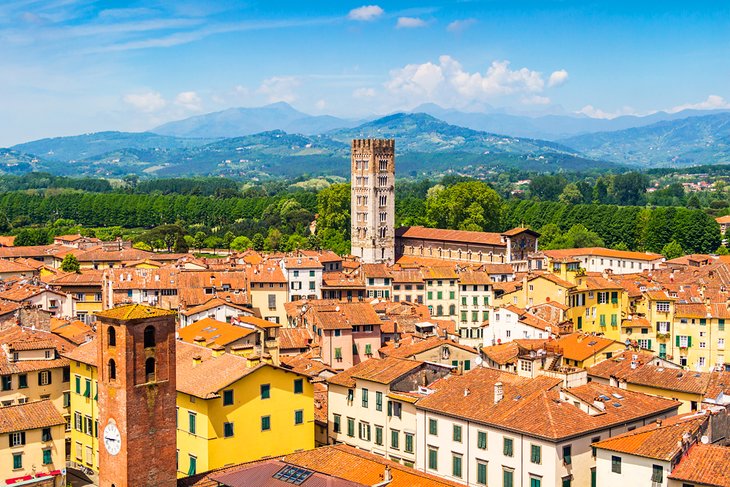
(520, 433, 524, 487)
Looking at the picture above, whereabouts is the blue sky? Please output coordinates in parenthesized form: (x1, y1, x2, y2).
(2, 0, 730, 146)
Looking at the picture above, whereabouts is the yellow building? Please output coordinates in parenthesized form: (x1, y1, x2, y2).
(567, 274, 627, 340)
(672, 302, 728, 371)
(0, 400, 67, 487)
(63, 340, 100, 478)
(63, 339, 314, 479)
(175, 341, 313, 477)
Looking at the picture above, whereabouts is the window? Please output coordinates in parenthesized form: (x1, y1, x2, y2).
(294, 378, 304, 394)
(391, 429, 399, 449)
(261, 415, 271, 431)
(42, 448, 52, 465)
(503, 469, 514, 487)
(358, 421, 371, 441)
(145, 357, 155, 382)
(563, 445, 572, 465)
(365, 343, 372, 355)
(42, 427, 52, 442)
(652, 465, 663, 483)
(376, 391, 383, 411)
(74, 375, 80, 394)
(657, 301, 670, 312)
(405, 432, 414, 453)
(612, 455, 622, 473)
(347, 418, 355, 437)
(531, 444, 541, 464)
(452, 454, 462, 478)
(477, 461, 487, 485)
(108, 326, 116, 346)
(361, 388, 369, 408)
(453, 424, 462, 442)
(188, 412, 196, 434)
(388, 400, 402, 418)
(38, 370, 51, 386)
(335, 348, 342, 361)
(188, 455, 197, 476)
(12, 453, 22, 470)
(428, 447, 438, 470)
(9, 431, 25, 447)
(1, 375, 10, 391)
(503, 437, 514, 457)
(429, 418, 438, 435)
(478, 431, 487, 449)
(224, 422, 234, 438)
(347, 389, 354, 402)
(223, 389, 234, 406)
(261, 384, 271, 399)
(143, 325, 155, 348)
(375, 426, 383, 445)
(108, 359, 116, 380)
(530, 477, 541, 487)
(333, 414, 341, 433)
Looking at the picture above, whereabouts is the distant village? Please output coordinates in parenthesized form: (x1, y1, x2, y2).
(1, 140, 729, 487)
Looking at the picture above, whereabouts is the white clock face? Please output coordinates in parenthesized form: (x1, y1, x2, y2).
(103, 423, 121, 456)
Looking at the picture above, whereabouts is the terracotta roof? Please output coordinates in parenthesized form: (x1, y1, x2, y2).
(50, 318, 94, 345)
(594, 413, 708, 461)
(501, 227, 539, 237)
(63, 340, 98, 367)
(279, 327, 314, 350)
(361, 263, 393, 279)
(390, 269, 424, 283)
(458, 270, 493, 285)
(502, 305, 554, 332)
(50, 269, 104, 285)
(0, 235, 15, 246)
(0, 325, 76, 355)
(675, 303, 710, 318)
(624, 366, 711, 395)
(283, 256, 323, 269)
(669, 443, 730, 487)
(178, 318, 256, 348)
(0, 283, 65, 302)
(587, 350, 665, 380)
(705, 371, 730, 400)
(328, 356, 424, 388)
(543, 247, 663, 262)
(306, 301, 383, 330)
(280, 351, 335, 378)
(396, 226, 506, 247)
(0, 400, 65, 434)
(481, 341, 521, 365)
(422, 266, 459, 279)
(716, 215, 730, 224)
(181, 297, 251, 317)
(378, 336, 477, 359)
(321, 272, 366, 288)
(0, 258, 37, 274)
(247, 264, 287, 283)
(555, 333, 621, 362)
(237, 315, 282, 329)
(95, 304, 176, 321)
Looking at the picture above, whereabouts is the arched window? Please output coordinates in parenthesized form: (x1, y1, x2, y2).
(108, 326, 116, 347)
(436, 305, 443, 316)
(108, 359, 116, 380)
(143, 326, 155, 348)
(145, 357, 155, 383)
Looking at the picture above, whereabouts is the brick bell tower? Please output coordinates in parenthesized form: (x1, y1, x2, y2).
(96, 304, 178, 487)
(351, 139, 395, 264)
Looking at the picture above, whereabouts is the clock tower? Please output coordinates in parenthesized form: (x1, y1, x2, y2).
(96, 304, 178, 487)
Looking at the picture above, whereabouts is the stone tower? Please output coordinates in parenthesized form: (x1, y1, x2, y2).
(351, 139, 395, 264)
(96, 304, 178, 487)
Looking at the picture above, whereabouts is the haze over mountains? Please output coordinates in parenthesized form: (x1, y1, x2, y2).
(4, 102, 730, 178)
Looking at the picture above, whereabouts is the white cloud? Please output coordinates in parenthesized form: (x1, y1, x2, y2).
(174, 91, 202, 111)
(385, 56, 556, 109)
(446, 18, 476, 33)
(257, 76, 300, 103)
(669, 95, 730, 113)
(396, 17, 427, 28)
(576, 105, 637, 119)
(548, 69, 569, 87)
(122, 91, 166, 112)
(348, 5, 384, 21)
(353, 87, 377, 98)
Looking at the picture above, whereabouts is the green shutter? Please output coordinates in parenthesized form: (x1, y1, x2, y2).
(452, 455, 462, 478)
(365, 344, 372, 355)
(187, 456, 197, 476)
(647, 340, 652, 350)
(376, 426, 382, 445)
(676, 335, 680, 347)
(405, 433, 413, 453)
(428, 448, 438, 470)
(42, 449, 52, 465)
(688, 336, 692, 347)
(477, 463, 487, 485)
(504, 470, 514, 487)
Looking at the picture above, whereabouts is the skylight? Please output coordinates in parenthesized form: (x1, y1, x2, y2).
(273, 465, 314, 485)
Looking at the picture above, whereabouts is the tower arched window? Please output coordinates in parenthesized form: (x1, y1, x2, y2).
(108, 359, 116, 380)
(145, 357, 156, 383)
(108, 326, 116, 347)
(143, 326, 156, 348)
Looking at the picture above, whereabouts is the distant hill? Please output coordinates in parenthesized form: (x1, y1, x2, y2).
(152, 102, 361, 138)
(560, 112, 730, 166)
(12, 131, 214, 162)
(410, 103, 730, 140)
(4, 113, 619, 178)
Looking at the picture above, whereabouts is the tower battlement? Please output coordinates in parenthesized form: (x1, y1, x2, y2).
(351, 138, 395, 149)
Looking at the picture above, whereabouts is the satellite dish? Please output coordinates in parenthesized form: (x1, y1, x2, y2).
(475, 356, 483, 366)
(701, 435, 709, 444)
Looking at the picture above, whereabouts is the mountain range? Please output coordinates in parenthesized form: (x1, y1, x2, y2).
(4, 102, 730, 178)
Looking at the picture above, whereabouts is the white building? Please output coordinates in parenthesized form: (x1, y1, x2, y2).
(414, 367, 679, 487)
(484, 305, 556, 347)
(327, 356, 452, 467)
(457, 271, 493, 347)
(542, 248, 664, 275)
(280, 256, 323, 301)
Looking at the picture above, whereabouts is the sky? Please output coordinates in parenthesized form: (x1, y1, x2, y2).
(2, 0, 730, 146)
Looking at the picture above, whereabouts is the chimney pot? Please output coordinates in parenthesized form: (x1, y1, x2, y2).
(494, 382, 504, 404)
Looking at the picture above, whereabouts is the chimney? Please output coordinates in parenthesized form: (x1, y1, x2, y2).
(464, 388, 470, 397)
(192, 354, 202, 367)
(494, 382, 503, 404)
(383, 466, 392, 482)
(211, 345, 225, 357)
(193, 336, 205, 345)
(656, 419, 662, 428)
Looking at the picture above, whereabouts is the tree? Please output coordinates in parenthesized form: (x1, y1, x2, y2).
(558, 183, 584, 205)
(537, 223, 561, 250)
(426, 181, 502, 232)
(316, 183, 350, 241)
(60, 253, 80, 273)
(193, 231, 207, 251)
(137, 224, 187, 252)
(716, 245, 729, 255)
(14, 228, 52, 246)
(230, 236, 252, 252)
(687, 194, 701, 208)
(661, 240, 684, 260)
(529, 175, 567, 201)
(546, 224, 604, 249)
(611, 172, 648, 205)
(223, 231, 235, 250)
(264, 228, 283, 251)
(252, 233, 265, 251)
(203, 236, 224, 253)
